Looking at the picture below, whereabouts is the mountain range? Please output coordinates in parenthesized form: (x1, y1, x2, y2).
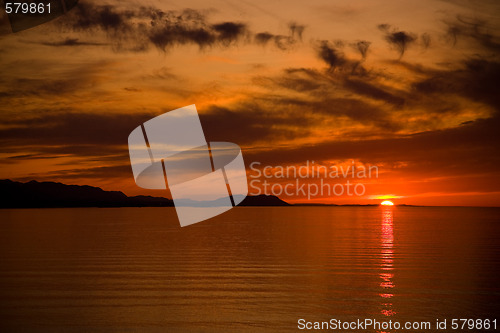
(0, 179, 290, 208)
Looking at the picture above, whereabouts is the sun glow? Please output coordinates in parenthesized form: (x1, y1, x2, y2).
(381, 200, 394, 206)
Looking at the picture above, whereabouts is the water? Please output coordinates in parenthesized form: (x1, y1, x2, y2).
(0, 207, 499, 332)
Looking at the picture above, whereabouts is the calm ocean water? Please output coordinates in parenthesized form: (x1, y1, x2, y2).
(0, 207, 499, 332)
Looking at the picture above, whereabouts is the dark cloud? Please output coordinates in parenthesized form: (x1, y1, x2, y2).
(253, 21, 305, 49)
(70, 4, 132, 31)
(212, 22, 248, 45)
(15, 165, 133, 182)
(145, 10, 249, 51)
(316, 40, 346, 69)
(273, 35, 296, 50)
(255, 32, 274, 45)
(315, 97, 398, 131)
(288, 22, 305, 40)
(315, 40, 368, 75)
(40, 38, 106, 47)
(343, 79, 405, 107)
(54, 3, 306, 52)
(421, 33, 431, 49)
(0, 61, 110, 97)
(386, 31, 417, 58)
(378, 24, 417, 59)
(414, 58, 500, 111)
(57, 4, 248, 52)
(8, 153, 62, 160)
(200, 103, 316, 146)
(255, 73, 323, 93)
(444, 15, 500, 51)
(147, 23, 214, 51)
(377, 24, 391, 32)
(0, 111, 158, 147)
(254, 33, 296, 50)
(352, 40, 371, 59)
(251, 22, 306, 50)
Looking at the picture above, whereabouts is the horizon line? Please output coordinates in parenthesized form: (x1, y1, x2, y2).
(2, 179, 500, 209)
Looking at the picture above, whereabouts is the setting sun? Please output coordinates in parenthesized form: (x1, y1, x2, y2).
(381, 200, 394, 206)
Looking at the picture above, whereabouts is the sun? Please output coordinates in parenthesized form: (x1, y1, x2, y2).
(381, 200, 394, 206)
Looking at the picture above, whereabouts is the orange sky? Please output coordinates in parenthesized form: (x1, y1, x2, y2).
(1, 0, 499, 206)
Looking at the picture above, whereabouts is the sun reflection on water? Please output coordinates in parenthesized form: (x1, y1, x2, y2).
(380, 206, 396, 319)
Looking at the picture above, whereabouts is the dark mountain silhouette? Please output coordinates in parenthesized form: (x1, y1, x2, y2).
(0, 180, 290, 208)
(0, 179, 173, 208)
(237, 194, 290, 206)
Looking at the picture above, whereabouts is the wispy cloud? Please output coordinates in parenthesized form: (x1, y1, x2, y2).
(443, 15, 500, 51)
(52, 3, 306, 52)
(39, 38, 107, 47)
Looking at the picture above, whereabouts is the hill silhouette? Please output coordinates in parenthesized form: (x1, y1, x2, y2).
(237, 194, 290, 206)
(0, 180, 289, 208)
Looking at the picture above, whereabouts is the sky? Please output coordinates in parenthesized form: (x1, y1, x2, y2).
(0, 0, 499, 206)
